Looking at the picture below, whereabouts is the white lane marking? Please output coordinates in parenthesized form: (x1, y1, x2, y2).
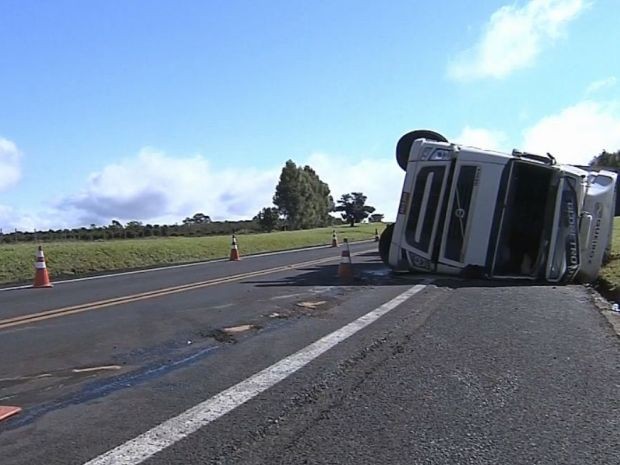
(83, 282, 428, 465)
(0, 240, 375, 292)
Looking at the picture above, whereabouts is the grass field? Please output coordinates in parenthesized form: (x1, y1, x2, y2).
(597, 217, 620, 297)
(6, 217, 618, 291)
(0, 223, 383, 285)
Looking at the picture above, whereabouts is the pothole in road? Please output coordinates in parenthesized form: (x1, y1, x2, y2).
(265, 299, 330, 320)
(296, 300, 327, 310)
(223, 324, 257, 334)
(201, 324, 261, 343)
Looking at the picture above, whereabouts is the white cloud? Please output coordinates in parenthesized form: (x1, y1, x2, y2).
(522, 100, 620, 164)
(585, 76, 617, 96)
(452, 126, 508, 151)
(0, 147, 406, 230)
(0, 204, 59, 232)
(305, 153, 403, 221)
(57, 149, 280, 226)
(448, 0, 586, 80)
(0, 137, 22, 191)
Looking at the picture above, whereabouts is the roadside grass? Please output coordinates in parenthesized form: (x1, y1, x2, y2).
(598, 217, 620, 298)
(0, 223, 383, 285)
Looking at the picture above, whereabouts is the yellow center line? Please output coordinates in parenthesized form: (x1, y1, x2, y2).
(0, 251, 366, 331)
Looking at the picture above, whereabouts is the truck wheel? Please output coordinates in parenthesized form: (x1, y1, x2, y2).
(396, 129, 448, 171)
(379, 223, 394, 266)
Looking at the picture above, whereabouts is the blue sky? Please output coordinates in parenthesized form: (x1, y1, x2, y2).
(1, 0, 620, 230)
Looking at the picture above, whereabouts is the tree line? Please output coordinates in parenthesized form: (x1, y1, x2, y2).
(590, 149, 620, 168)
(0, 219, 265, 244)
(0, 159, 383, 244)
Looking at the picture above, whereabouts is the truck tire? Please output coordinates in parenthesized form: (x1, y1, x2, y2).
(396, 129, 448, 171)
(379, 223, 394, 266)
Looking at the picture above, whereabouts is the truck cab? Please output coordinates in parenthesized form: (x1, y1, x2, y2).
(381, 130, 617, 283)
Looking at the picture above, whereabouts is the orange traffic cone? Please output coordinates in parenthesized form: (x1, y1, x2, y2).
(0, 405, 21, 422)
(374, 228, 380, 242)
(229, 234, 240, 261)
(331, 230, 339, 247)
(33, 246, 53, 288)
(338, 239, 353, 283)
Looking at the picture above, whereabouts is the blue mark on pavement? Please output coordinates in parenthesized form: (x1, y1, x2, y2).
(3, 344, 221, 430)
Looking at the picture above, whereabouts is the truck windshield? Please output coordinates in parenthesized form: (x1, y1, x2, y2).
(493, 162, 556, 276)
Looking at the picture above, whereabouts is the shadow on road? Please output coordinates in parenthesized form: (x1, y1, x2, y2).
(243, 261, 417, 288)
(244, 251, 562, 290)
(430, 275, 561, 290)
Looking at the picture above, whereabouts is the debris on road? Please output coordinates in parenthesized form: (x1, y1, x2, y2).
(0, 405, 21, 423)
(71, 365, 122, 374)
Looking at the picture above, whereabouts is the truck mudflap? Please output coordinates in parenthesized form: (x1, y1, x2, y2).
(577, 171, 618, 282)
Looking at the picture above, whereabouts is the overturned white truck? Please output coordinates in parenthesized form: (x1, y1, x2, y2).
(380, 130, 617, 283)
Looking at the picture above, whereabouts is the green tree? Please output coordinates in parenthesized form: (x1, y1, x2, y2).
(193, 213, 211, 224)
(273, 160, 333, 229)
(335, 192, 376, 227)
(369, 213, 384, 223)
(183, 213, 211, 225)
(253, 207, 281, 232)
(299, 166, 333, 228)
(590, 149, 620, 168)
(109, 220, 125, 239)
(126, 220, 144, 238)
(274, 160, 302, 227)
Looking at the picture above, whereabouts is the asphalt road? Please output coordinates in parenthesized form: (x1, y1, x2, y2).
(0, 242, 618, 464)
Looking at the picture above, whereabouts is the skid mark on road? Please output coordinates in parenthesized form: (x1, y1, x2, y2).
(83, 283, 429, 465)
(1, 313, 300, 431)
